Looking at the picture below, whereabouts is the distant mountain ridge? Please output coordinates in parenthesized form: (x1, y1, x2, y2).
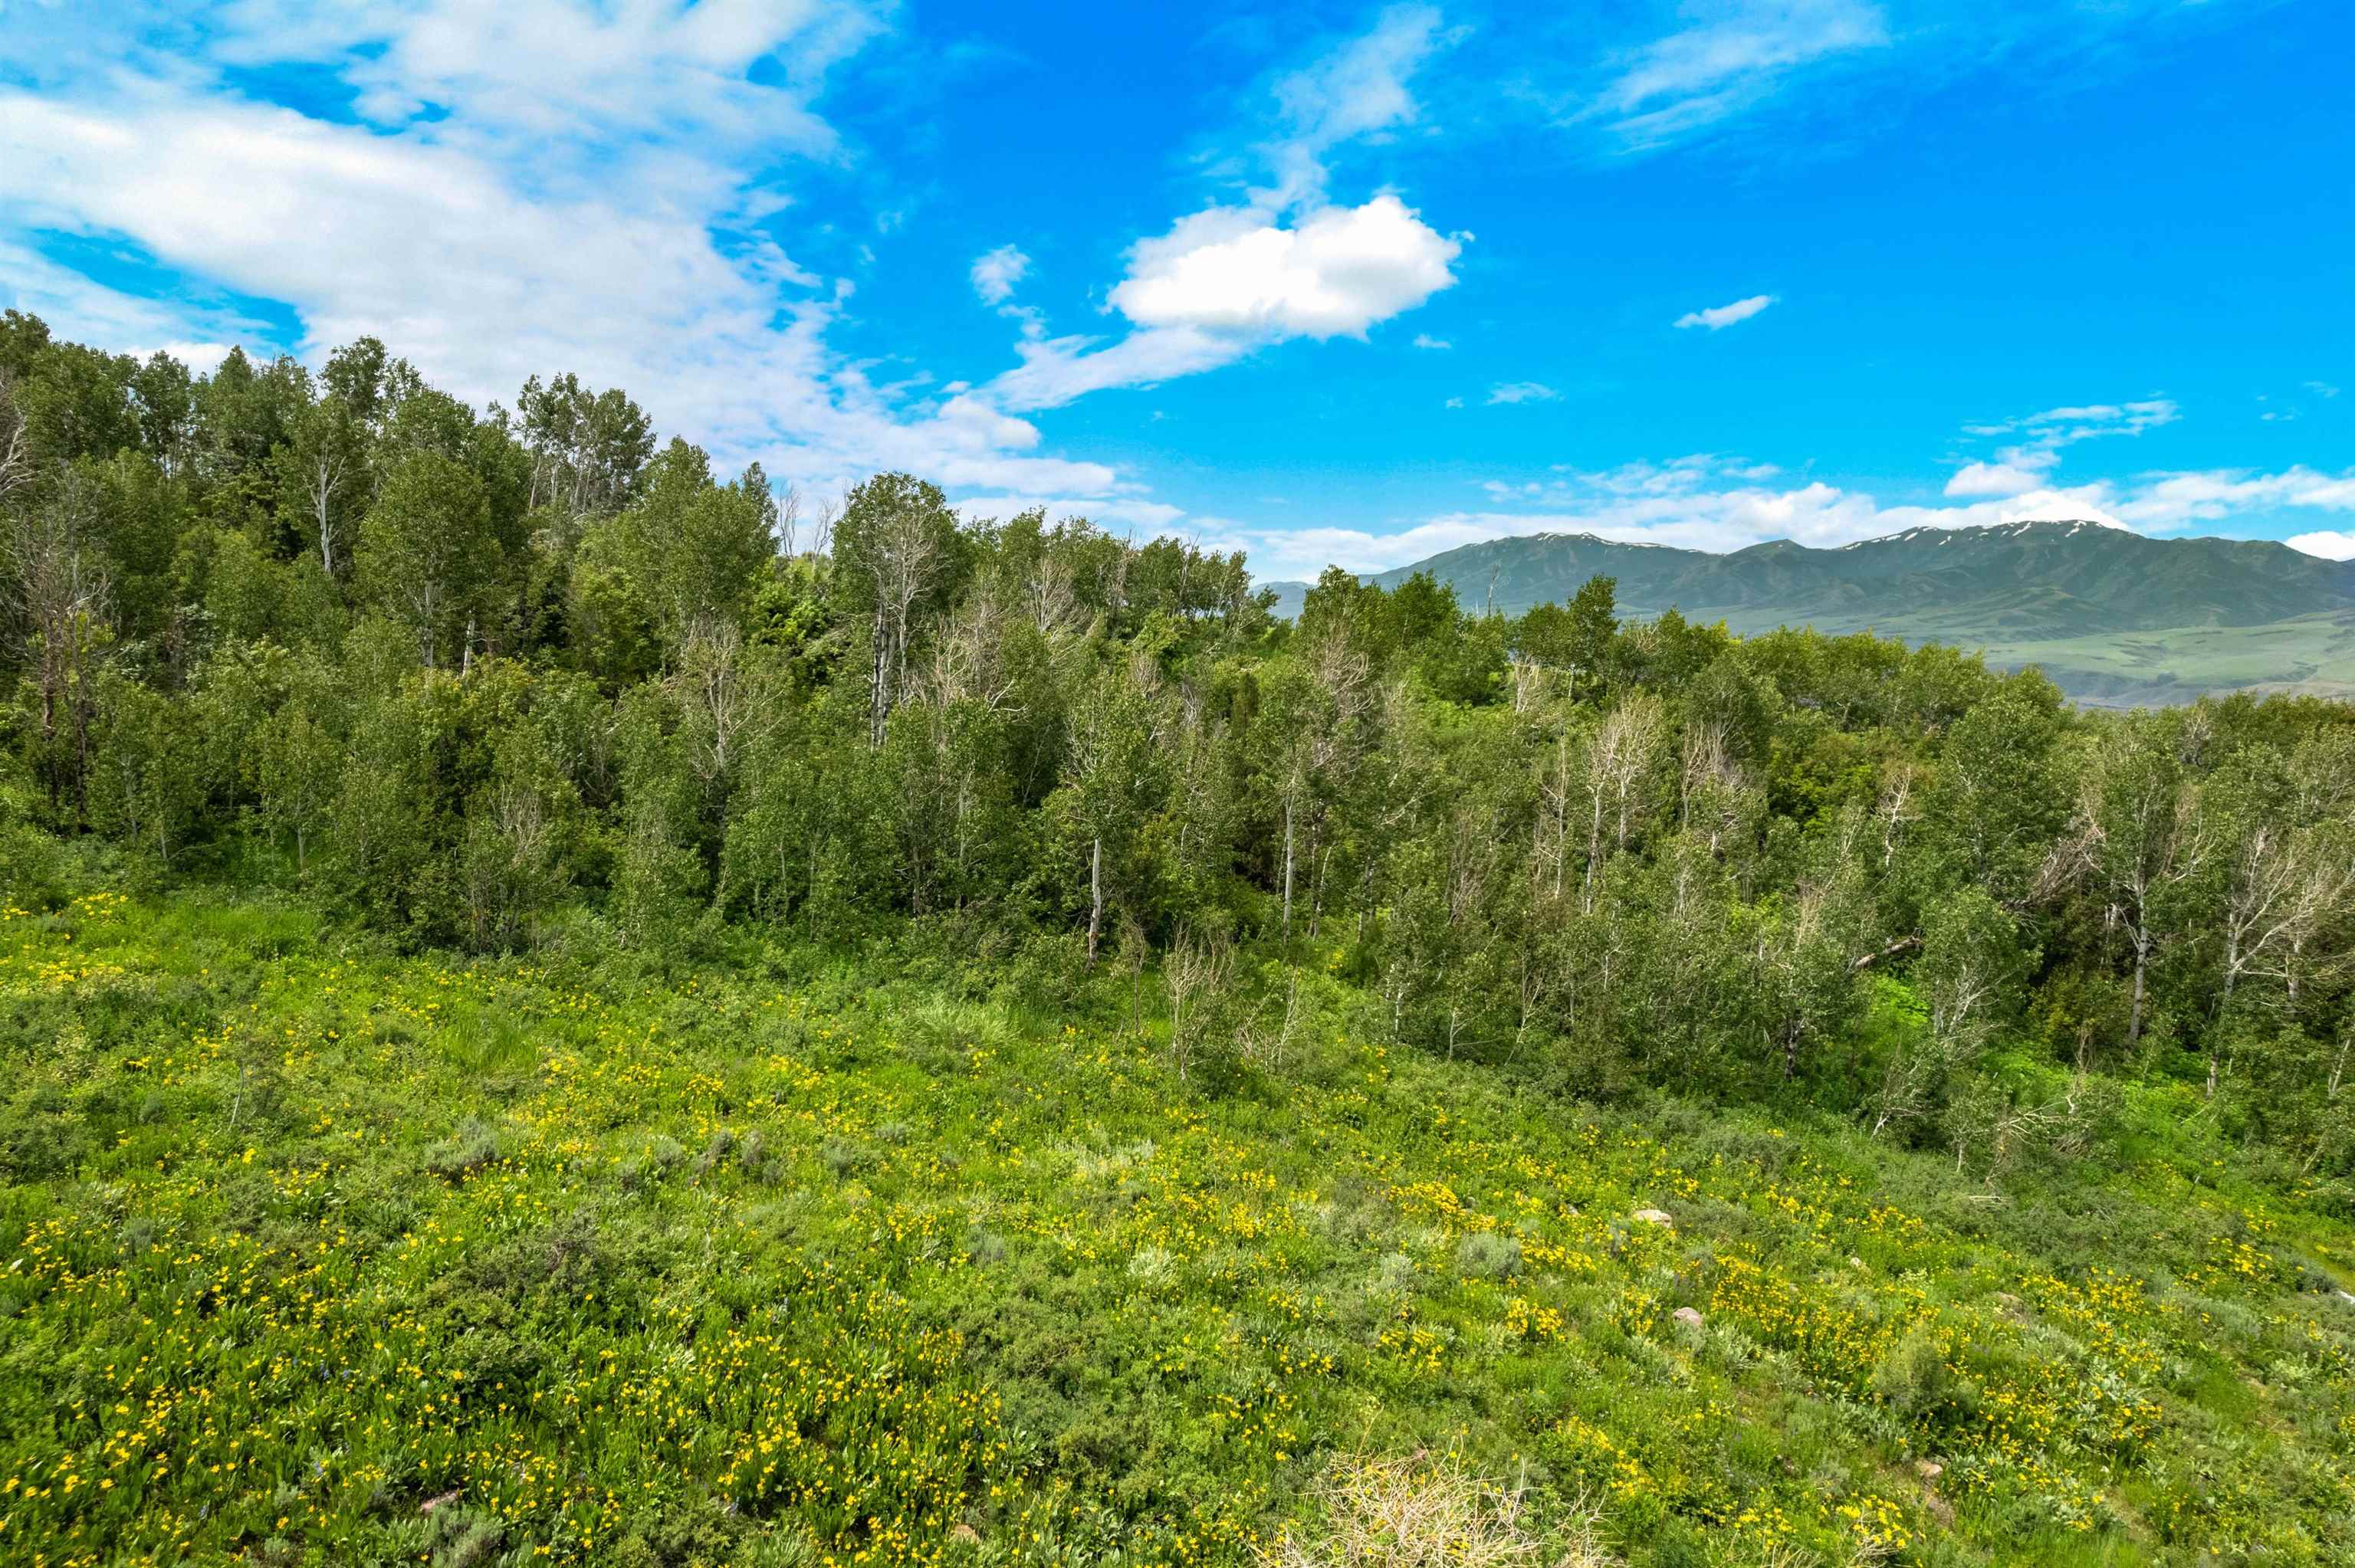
(1262, 521, 2355, 707)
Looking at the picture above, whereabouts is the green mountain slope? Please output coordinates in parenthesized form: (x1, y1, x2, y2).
(1264, 521, 2355, 705)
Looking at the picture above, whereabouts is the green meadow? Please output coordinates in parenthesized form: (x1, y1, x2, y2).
(8, 884, 2355, 1568)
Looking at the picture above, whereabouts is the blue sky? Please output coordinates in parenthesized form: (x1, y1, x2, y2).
(2, 0, 2350, 576)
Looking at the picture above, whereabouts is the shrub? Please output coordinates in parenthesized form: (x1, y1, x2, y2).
(1456, 1232, 1521, 1281)
(427, 1506, 504, 1568)
(1268, 1451, 1606, 1568)
(1871, 1327, 1972, 1424)
(422, 1117, 500, 1181)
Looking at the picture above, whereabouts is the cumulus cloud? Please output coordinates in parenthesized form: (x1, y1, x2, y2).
(1676, 294, 1776, 330)
(974, 12, 1463, 413)
(0, 2, 1163, 519)
(1944, 461, 2048, 499)
(970, 245, 1030, 306)
(2113, 467, 2355, 530)
(2288, 531, 2355, 561)
(1108, 195, 1458, 340)
(1485, 381, 1559, 405)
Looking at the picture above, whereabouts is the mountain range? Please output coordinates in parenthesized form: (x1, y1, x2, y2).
(1263, 520, 2355, 707)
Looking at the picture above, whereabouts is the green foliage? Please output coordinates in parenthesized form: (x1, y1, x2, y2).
(7, 890, 2355, 1566)
(1279, 523, 2355, 705)
(1453, 1230, 1522, 1279)
(9, 309, 2355, 1563)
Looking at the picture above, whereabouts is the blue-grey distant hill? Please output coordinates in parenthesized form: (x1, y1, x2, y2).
(1260, 520, 2355, 707)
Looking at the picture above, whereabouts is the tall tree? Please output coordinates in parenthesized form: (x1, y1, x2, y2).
(2070, 717, 2213, 1057)
(358, 451, 501, 670)
(833, 472, 961, 747)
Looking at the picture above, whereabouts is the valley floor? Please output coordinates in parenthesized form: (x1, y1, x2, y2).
(5, 889, 2355, 1566)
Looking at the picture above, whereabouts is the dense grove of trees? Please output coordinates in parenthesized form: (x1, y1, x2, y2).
(6, 311, 2355, 1173)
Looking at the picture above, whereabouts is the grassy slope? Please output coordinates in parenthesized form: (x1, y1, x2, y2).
(5, 890, 2355, 1567)
(1266, 525, 2355, 704)
(1654, 609, 2355, 710)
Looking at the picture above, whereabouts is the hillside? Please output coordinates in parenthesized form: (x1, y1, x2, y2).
(1265, 522, 2355, 705)
(10, 889, 2355, 1566)
(11, 314, 2355, 1568)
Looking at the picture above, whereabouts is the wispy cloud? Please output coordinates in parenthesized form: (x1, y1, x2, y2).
(970, 245, 1030, 306)
(1592, 0, 1888, 149)
(1260, 4, 1454, 207)
(1945, 398, 2182, 496)
(977, 10, 1463, 414)
(2306, 381, 2342, 399)
(1411, 332, 1452, 349)
(1485, 381, 1559, 405)
(1675, 294, 1776, 330)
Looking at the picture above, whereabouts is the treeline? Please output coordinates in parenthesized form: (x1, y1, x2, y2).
(5, 310, 2354, 1172)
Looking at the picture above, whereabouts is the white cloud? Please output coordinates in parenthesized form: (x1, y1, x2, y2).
(205, 0, 875, 172)
(1411, 333, 1452, 349)
(1485, 381, 1559, 405)
(1261, 4, 1450, 206)
(0, 4, 1164, 520)
(1108, 195, 1458, 341)
(1946, 396, 2183, 497)
(985, 325, 1250, 413)
(970, 244, 1030, 306)
(2113, 467, 2355, 530)
(2288, 531, 2355, 561)
(2008, 400, 2180, 441)
(1676, 294, 1776, 330)
(0, 237, 251, 372)
(2305, 381, 2341, 399)
(1595, 0, 1888, 147)
(1232, 453, 2355, 581)
(984, 197, 1460, 412)
(973, 11, 1462, 415)
(1944, 461, 2048, 499)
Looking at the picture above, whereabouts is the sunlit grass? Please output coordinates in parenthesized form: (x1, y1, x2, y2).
(5, 891, 2354, 1566)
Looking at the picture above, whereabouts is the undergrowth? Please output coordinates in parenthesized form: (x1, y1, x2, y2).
(4, 884, 2354, 1566)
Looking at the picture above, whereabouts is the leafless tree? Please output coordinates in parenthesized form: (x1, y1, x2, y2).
(849, 499, 951, 748)
(0, 370, 30, 505)
(3, 471, 112, 815)
(1165, 923, 1232, 1084)
(2069, 725, 2213, 1057)
(1579, 693, 1666, 914)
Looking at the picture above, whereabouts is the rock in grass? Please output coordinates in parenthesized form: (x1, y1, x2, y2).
(1631, 1208, 1674, 1228)
(1673, 1306, 1705, 1329)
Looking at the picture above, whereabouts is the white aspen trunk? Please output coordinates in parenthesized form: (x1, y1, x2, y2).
(1281, 798, 1296, 940)
(1086, 835, 1104, 969)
